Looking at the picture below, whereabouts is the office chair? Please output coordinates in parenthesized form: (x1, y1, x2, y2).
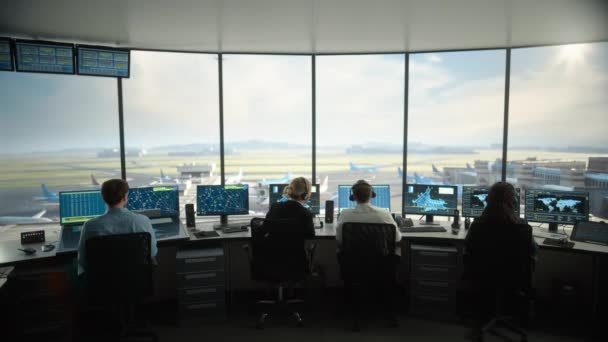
(464, 223, 534, 342)
(242, 217, 316, 329)
(339, 222, 398, 331)
(84, 232, 158, 342)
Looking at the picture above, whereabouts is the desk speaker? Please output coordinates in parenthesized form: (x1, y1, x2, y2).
(185, 203, 195, 228)
(325, 200, 334, 224)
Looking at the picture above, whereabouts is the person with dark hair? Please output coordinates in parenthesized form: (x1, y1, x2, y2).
(265, 177, 315, 238)
(77, 179, 158, 274)
(335, 179, 401, 249)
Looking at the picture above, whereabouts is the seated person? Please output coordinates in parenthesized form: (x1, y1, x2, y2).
(77, 179, 158, 275)
(265, 177, 315, 239)
(336, 179, 401, 252)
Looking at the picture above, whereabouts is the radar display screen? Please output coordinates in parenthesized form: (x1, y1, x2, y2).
(404, 184, 458, 216)
(196, 185, 249, 216)
(268, 184, 320, 214)
(126, 186, 179, 218)
(525, 189, 589, 225)
(337, 184, 391, 213)
(462, 186, 521, 218)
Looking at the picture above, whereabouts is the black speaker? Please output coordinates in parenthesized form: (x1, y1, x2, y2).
(325, 200, 334, 224)
(185, 203, 195, 228)
(451, 209, 460, 230)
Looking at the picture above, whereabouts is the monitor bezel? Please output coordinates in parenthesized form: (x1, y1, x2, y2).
(337, 184, 392, 213)
(524, 188, 590, 225)
(461, 186, 521, 218)
(58, 189, 105, 225)
(126, 185, 180, 218)
(268, 183, 321, 214)
(76, 44, 131, 78)
(196, 184, 250, 216)
(0, 37, 15, 72)
(14, 39, 76, 75)
(403, 183, 459, 217)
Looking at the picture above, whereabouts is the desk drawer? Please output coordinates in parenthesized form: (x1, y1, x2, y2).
(410, 279, 455, 296)
(178, 271, 225, 288)
(176, 255, 224, 273)
(179, 300, 225, 318)
(411, 247, 457, 266)
(179, 286, 225, 303)
(411, 264, 457, 281)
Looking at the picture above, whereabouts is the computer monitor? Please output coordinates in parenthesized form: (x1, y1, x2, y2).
(268, 184, 320, 215)
(524, 189, 589, 232)
(59, 190, 106, 225)
(126, 186, 179, 218)
(337, 184, 391, 213)
(196, 184, 249, 228)
(77, 45, 130, 78)
(15, 40, 74, 74)
(462, 186, 521, 218)
(404, 184, 458, 223)
(0, 38, 14, 71)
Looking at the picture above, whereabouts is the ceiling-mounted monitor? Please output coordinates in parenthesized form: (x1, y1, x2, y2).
(15, 40, 75, 74)
(0, 38, 14, 71)
(77, 45, 130, 78)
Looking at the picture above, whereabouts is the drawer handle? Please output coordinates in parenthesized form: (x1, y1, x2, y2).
(419, 251, 450, 257)
(418, 266, 448, 272)
(184, 273, 217, 280)
(188, 303, 217, 309)
(185, 257, 216, 264)
(418, 295, 448, 302)
(418, 280, 449, 287)
(186, 288, 218, 295)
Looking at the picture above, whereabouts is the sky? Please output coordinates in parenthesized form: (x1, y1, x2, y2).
(0, 42, 606, 153)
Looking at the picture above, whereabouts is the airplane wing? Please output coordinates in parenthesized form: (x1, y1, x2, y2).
(32, 210, 47, 218)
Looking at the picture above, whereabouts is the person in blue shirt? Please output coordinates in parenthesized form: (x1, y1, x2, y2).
(77, 179, 158, 275)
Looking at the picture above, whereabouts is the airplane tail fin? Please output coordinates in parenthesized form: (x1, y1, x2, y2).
(32, 210, 47, 219)
(398, 167, 403, 177)
(91, 174, 100, 185)
(466, 163, 473, 170)
(349, 162, 356, 170)
(432, 164, 440, 174)
(320, 176, 329, 193)
(160, 169, 165, 178)
(41, 184, 54, 198)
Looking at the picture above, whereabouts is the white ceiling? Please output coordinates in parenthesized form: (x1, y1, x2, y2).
(0, 0, 606, 53)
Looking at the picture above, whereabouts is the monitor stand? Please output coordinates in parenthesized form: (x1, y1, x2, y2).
(213, 215, 229, 230)
(419, 214, 440, 225)
(548, 222, 558, 233)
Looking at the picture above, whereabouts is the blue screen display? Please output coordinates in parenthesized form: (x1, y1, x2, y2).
(16, 42, 74, 74)
(338, 184, 391, 212)
(268, 184, 320, 215)
(59, 190, 106, 225)
(462, 186, 521, 218)
(404, 184, 458, 216)
(197, 185, 249, 216)
(524, 189, 589, 225)
(0, 41, 13, 71)
(126, 186, 179, 218)
(78, 47, 129, 77)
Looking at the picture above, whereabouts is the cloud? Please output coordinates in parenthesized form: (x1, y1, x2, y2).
(429, 54, 442, 63)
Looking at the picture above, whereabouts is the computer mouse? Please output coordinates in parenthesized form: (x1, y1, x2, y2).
(19, 247, 37, 255)
(240, 225, 249, 231)
(42, 244, 55, 252)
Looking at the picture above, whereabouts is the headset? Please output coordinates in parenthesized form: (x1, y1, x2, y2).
(349, 179, 376, 202)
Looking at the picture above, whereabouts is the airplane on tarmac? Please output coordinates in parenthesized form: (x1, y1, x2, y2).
(225, 168, 243, 185)
(0, 210, 52, 225)
(34, 184, 59, 204)
(259, 172, 293, 185)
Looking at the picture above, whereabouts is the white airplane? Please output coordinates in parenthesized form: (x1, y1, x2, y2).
(319, 175, 329, 194)
(225, 168, 243, 184)
(0, 210, 52, 225)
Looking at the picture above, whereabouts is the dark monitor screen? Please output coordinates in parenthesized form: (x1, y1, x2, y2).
(524, 189, 589, 225)
(337, 184, 391, 213)
(59, 190, 106, 225)
(126, 186, 179, 218)
(77, 45, 130, 77)
(268, 184, 320, 215)
(196, 184, 249, 216)
(462, 186, 521, 218)
(404, 184, 458, 216)
(15, 40, 74, 74)
(0, 39, 13, 71)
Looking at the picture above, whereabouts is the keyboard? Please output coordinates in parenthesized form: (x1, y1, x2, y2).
(400, 226, 447, 233)
(221, 223, 249, 234)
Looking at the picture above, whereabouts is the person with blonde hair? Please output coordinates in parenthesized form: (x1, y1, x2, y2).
(265, 176, 315, 238)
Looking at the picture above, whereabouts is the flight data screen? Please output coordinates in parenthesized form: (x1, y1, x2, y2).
(16, 41, 74, 74)
(462, 186, 521, 218)
(59, 190, 106, 225)
(126, 186, 179, 218)
(78, 46, 129, 77)
(525, 189, 589, 225)
(0, 40, 13, 71)
(268, 184, 320, 215)
(197, 185, 249, 216)
(404, 184, 458, 216)
(337, 185, 391, 213)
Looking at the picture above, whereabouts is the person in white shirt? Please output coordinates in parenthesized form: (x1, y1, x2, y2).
(336, 179, 402, 250)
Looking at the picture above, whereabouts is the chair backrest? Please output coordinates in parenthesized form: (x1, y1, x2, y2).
(340, 222, 397, 282)
(249, 217, 308, 282)
(466, 223, 533, 291)
(85, 232, 153, 302)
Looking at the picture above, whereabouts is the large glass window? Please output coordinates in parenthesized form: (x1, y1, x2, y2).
(407, 50, 506, 209)
(509, 43, 608, 220)
(223, 55, 312, 214)
(123, 51, 220, 216)
(317, 55, 405, 213)
(0, 73, 120, 224)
